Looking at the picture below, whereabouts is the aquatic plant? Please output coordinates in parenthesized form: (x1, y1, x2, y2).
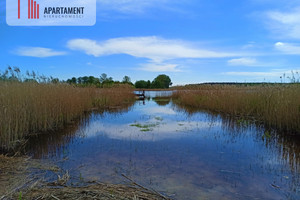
(130, 121, 160, 132)
(0, 81, 134, 152)
(140, 128, 152, 132)
(172, 84, 300, 134)
(154, 117, 163, 121)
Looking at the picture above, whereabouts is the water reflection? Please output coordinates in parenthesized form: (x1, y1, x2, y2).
(78, 116, 221, 141)
(175, 102, 300, 174)
(26, 103, 134, 159)
(134, 90, 173, 98)
(26, 118, 85, 159)
(26, 92, 300, 200)
(153, 97, 171, 106)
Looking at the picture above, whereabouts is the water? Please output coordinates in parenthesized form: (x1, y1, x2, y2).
(26, 91, 300, 200)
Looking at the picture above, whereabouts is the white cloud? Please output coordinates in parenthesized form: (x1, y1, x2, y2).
(15, 47, 67, 58)
(227, 57, 277, 67)
(242, 42, 256, 50)
(274, 42, 300, 54)
(67, 36, 239, 72)
(266, 7, 300, 39)
(139, 63, 182, 72)
(67, 36, 237, 62)
(228, 57, 258, 66)
(142, 106, 177, 115)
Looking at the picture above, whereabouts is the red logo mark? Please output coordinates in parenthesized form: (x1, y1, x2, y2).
(18, 0, 39, 19)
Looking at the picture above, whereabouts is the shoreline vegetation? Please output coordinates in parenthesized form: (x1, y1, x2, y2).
(172, 83, 300, 134)
(0, 67, 135, 153)
(1, 67, 300, 152)
(1, 67, 300, 199)
(0, 67, 173, 153)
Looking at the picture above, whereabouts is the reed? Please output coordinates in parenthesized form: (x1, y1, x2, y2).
(92, 84, 135, 108)
(172, 84, 300, 134)
(0, 81, 134, 151)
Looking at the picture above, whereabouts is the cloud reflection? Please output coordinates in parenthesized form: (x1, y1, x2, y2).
(81, 118, 220, 141)
(142, 106, 177, 115)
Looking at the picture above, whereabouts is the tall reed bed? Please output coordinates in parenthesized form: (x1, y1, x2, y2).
(172, 84, 300, 133)
(0, 81, 134, 151)
(92, 85, 135, 108)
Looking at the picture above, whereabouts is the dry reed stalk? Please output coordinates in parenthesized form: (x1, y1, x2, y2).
(0, 82, 134, 151)
(172, 84, 300, 133)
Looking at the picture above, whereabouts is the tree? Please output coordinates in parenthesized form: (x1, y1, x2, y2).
(67, 77, 77, 84)
(146, 80, 151, 88)
(88, 76, 100, 85)
(151, 74, 172, 89)
(71, 77, 77, 84)
(100, 73, 114, 85)
(51, 78, 60, 84)
(100, 73, 108, 83)
(81, 76, 89, 84)
(122, 76, 131, 83)
(135, 80, 148, 88)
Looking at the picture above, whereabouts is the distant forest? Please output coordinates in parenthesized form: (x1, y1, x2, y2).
(67, 74, 172, 89)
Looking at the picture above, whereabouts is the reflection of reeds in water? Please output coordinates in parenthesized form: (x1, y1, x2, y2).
(172, 84, 300, 134)
(174, 98, 300, 181)
(0, 82, 134, 152)
(26, 104, 135, 159)
(153, 97, 171, 106)
(220, 114, 300, 174)
(25, 116, 87, 159)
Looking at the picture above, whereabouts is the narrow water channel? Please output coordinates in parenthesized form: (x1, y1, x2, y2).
(26, 91, 300, 200)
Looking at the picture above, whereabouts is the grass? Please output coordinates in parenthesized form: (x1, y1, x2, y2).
(0, 81, 134, 151)
(172, 84, 300, 134)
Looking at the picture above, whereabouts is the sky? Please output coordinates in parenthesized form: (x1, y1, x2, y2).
(1, 0, 300, 85)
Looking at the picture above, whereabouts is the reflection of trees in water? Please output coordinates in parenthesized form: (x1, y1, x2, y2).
(153, 97, 171, 106)
(172, 101, 300, 177)
(25, 103, 135, 159)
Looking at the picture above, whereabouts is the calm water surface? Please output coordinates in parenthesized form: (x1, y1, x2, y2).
(27, 91, 300, 200)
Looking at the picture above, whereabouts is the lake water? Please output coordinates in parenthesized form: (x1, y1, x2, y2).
(26, 91, 300, 200)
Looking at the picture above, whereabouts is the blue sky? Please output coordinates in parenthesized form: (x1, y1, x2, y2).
(1, 0, 300, 85)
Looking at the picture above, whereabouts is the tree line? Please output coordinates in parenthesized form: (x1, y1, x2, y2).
(66, 73, 133, 88)
(135, 74, 172, 89)
(1, 67, 172, 89)
(67, 74, 172, 89)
